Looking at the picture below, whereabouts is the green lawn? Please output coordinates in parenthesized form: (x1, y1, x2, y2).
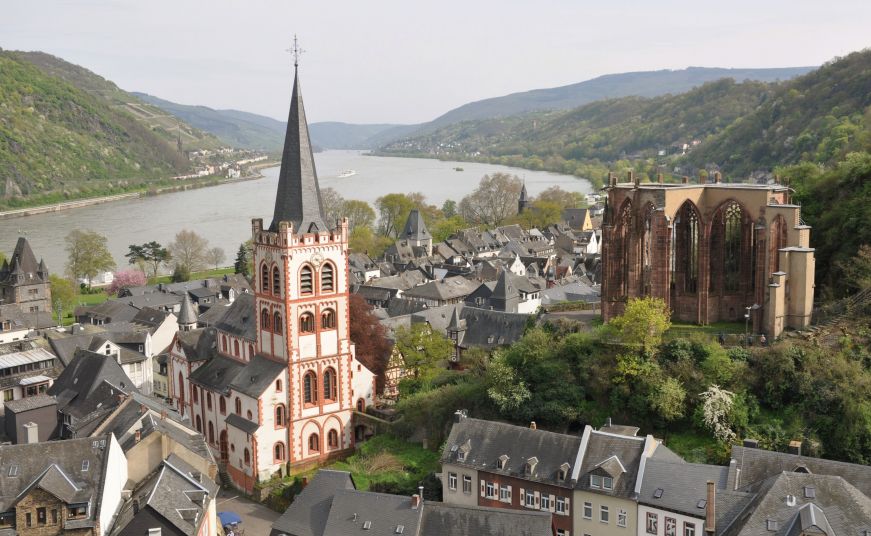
(151, 266, 236, 284)
(666, 321, 745, 342)
(661, 429, 728, 464)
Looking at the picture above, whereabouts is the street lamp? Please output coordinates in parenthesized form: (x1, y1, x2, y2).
(745, 304, 760, 345)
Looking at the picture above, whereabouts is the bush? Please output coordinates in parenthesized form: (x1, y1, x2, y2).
(170, 263, 191, 282)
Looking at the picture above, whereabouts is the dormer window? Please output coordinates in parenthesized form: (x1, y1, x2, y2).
(457, 439, 471, 462)
(603, 476, 613, 490)
(525, 456, 538, 477)
(591, 474, 602, 488)
(497, 455, 509, 470)
(559, 462, 571, 481)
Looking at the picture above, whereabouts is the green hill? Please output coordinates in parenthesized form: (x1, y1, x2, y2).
(0, 50, 190, 206)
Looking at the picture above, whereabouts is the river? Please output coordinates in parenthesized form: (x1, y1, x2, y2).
(0, 150, 592, 272)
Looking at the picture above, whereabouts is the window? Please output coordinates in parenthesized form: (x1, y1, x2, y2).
(274, 442, 285, 461)
(51, 509, 57, 525)
(603, 476, 613, 490)
(222, 335, 228, 352)
(321, 263, 334, 292)
(243, 448, 250, 465)
(272, 266, 281, 296)
(208, 422, 214, 444)
(276, 379, 282, 392)
(261, 309, 272, 331)
(600, 505, 609, 523)
(682, 203, 700, 293)
(647, 513, 658, 535)
(583, 501, 592, 519)
(556, 531, 569, 536)
(300, 265, 313, 295)
(665, 517, 676, 536)
(247, 410, 253, 420)
(37, 507, 46, 526)
(261, 263, 270, 294)
(540, 494, 550, 510)
(684, 523, 695, 536)
(525, 490, 535, 509)
(590, 474, 602, 488)
(303, 371, 318, 404)
(68, 504, 87, 519)
(235, 397, 242, 415)
(207, 393, 212, 410)
(192, 385, 198, 403)
(25, 513, 31, 528)
(723, 201, 743, 292)
(499, 484, 511, 502)
(448, 472, 457, 490)
(321, 309, 336, 329)
(300, 312, 315, 333)
(233, 340, 240, 356)
(219, 397, 226, 415)
(462, 475, 472, 494)
(195, 415, 202, 433)
(328, 429, 339, 449)
(82, 460, 89, 471)
(323, 368, 337, 402)
(486, 482, 496, 498)
(275, 404, 285, 426)
(273, 312, 283, 335)
(618, 509, 627, 527)
(3, 390, 12, 402)
(308, 433, 320, 452)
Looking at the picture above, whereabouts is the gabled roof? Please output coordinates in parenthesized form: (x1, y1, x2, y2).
(48, 348, 135, 411)
(229, 353, 286, 398)
(638, 458, 736, 519)
(214, 292, 256, 341)
(419, 502, 552, 536)
(322, 489, 423, 536)
(270, 67, 328, 233)
(403, 209, 431, 241)
(271, 470, 356, 536)
(442, 417, 582, 489)
(576, 428, 647, 498)
(403, 276, 481, 302)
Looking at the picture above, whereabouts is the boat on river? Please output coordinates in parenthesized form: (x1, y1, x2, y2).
(337, 169, 356, 178)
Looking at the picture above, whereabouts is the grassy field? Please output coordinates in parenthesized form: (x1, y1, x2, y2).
(661, 430, 728, 463)
(665, 321, 746, 342)
(151, 266, 236, 284)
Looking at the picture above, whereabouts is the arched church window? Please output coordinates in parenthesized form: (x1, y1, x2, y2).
(724, 202, 743, 292)
(272, 267, 281, 296)
(261, 309, 272, 331)
(618, 202, 633, 296)
(273, 312, 283, 335)
(261, 263, 270, 294)
(300, 312, 315, 333)
(300, 265, 313, 295)
(321, 263, 335, 292)
(321, 309, 336, 330)
(328, 429, 339, 449)
(323, 368, 337, 402)
(303, 371, 318, 404)
(685, 207, 700, 293)
(308, 433, 320, 453)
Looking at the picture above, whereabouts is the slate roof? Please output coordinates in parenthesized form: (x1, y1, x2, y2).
(723, 473, 871, 536)
(230, 354, 287, 398)
(419, 502, 553, 536)
(576, 428, 647, 499)
(403, 276, 481, 302)
(130, 307, 172, 329)
(188, 353, 246, 394)
(76, 299, 140, 324)
(364, 271, 428, 292)
(48, 348, 136, 421)
(271, 68, 328, 233)
(177, 293, 199, 325)
(271, 469, 356, 536)
(443, 417, 582, 489)
(4, 393, 56, 413)
(226, 412, 260, 434)
(402, 209, 431, 241)
(175, 327, 219, 362)
(638, 458, 731, 517)
(0, 237, 46, 285)
(0, 434, 112, 513)
(214, 292, 256, 341)
(322, 489, 423, 536)
(730, 445, 871, 497)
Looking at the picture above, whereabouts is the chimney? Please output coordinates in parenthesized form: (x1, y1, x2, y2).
(742, 438, 758, 449)
(714, 171, 722, 184)
(657, 173, 664, 184)
(529, 421, 537, 430)
(453, 409, 467, 423)
(788, 440, 802, 456)
(23, 422, 39, 444)
(682, 176, 689, 184)
(135, 430, 141, 443)
(411, 494, 421, 509)
(705, 480, 716, 535)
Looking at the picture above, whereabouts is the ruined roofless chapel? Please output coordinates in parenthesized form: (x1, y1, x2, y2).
(601, 172, 815, 338)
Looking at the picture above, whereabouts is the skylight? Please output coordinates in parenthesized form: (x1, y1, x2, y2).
(696, 499, 707, 509)
(653, 488, 663, 499)
(82, 460, 89, 472)
(8, 465, 18, 477)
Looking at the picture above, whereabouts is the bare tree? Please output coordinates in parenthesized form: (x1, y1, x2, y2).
(206, 246, 226, 270)
(458, 173, 523, 227)
(320, 187, 345, 228)
(168, 229, 208, 272)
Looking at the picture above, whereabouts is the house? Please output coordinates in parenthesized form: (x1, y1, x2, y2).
(270, 469, 553, 536)
(108, 454, 218, 536)
(465, 269, 542, 314)
(0, 304, 35, 343)
(349, 252, 381, 283)
(4, 393, 58, 443)
(402, 276, 482, 307)
(0, 346, 60, 411)
(0, 237, 52, 314)
(563, 208, 593, 232)
(0, 434, 127, 535)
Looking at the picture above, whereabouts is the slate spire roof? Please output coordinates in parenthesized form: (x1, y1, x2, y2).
(177, 292, 199, 326)
(403, 209, 432, 241)
(492, 268, 514, 299)
(270, 66, 328, 233)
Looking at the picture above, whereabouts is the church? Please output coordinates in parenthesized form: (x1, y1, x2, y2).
(167, 62, 375, 493)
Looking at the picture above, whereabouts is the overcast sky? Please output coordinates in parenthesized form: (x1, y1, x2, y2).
(3, 0, 870, 124)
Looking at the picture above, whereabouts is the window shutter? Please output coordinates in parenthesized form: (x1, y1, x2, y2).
(534, 491, 540, 506)
(507, 485, 512, 501)
(520, 488, 525, 506)
(480, 480, 485, 497)
(565, 497, 571, 512)
(550, 494, 556, 512)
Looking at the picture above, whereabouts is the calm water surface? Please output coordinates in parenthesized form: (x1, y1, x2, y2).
(0, 151, 591, 271)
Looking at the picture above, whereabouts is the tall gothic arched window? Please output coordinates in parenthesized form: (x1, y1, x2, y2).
(617, 201, 633, 297)
(261, 263, 270, 294)
(303, 371, 318, 404)
(274, 442, 286, 461)
(323, 368, 337, 402)
(300, 265, 313, 295)
(272, 267, 281, 296)
(273, 312, 283, 335)
(328, 429, 339, 449)
(261, 309, 272, 331)
(275, 404, 286, 426)
(685, 209, 700, 293)
(723, 202, 743, 292)
(321, 263, 335, 292)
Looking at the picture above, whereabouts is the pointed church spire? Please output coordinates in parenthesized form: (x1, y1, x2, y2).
(518, 182, 529, 214)
(270, 47, 327, 233)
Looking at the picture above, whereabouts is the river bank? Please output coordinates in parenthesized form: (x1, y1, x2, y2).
(0, 162, 277, 220)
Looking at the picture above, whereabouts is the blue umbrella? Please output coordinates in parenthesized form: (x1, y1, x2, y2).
(218, 511, 242, 526)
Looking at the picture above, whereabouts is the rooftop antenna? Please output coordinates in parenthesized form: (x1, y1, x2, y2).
(286, 34, 305, 69)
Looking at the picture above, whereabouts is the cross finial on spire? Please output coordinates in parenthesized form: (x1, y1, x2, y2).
(287, 34, 305, 69)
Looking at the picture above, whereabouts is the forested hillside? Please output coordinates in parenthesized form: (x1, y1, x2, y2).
(0, 51, 189, 205)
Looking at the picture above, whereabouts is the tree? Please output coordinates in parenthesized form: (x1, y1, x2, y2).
(167, 229, 208, 273)
(206, 247, 226, 270)
(535, 186, 585, 210)
(376, 193, 416, 237)
(234, 243, 250, 277)
(65, 229, 116, 290)
(838, 244, 871, 291)
(49, 275, 76, 325)
(320, 187, 345, 227)
(441, 199, 458, 218)
(126, 241, 170, 280)
(430, 215, 468, 242)
(349, 294, 392, 392)
(343, 200, 376, 231)
(349, 226, 393, 257)
(171, 263, 191, 283)
(699, 385, 736, 443)
(514, 200, 562, 229)
(108, 270, 147, 296)
(394, 323, 453, 384)
(649, 377, 687, 422)
(606, 297, 671, 354)
(487, 351, 531, 413)
(458, 173, 523, 226)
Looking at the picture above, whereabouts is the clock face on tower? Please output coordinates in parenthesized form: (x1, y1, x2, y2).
(310, 252, 324, 267)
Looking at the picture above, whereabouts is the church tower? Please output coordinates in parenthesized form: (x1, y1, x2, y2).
(251, 58, 372, 466)
(518, 182, 529, 214)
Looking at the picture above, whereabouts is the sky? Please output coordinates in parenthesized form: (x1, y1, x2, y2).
(3, 0, 870, 125)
